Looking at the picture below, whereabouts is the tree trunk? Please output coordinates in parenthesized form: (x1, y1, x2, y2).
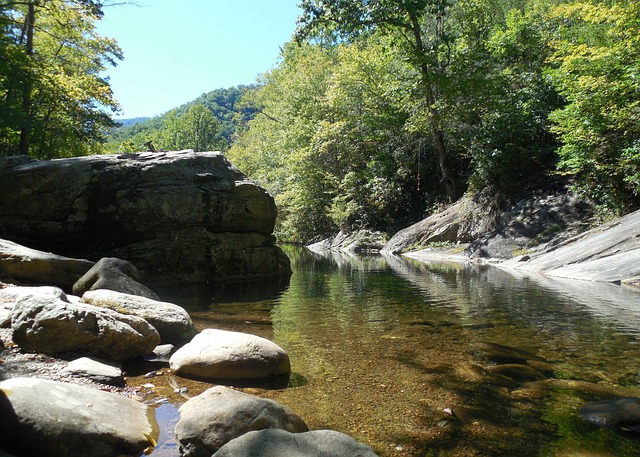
(19, 2, 35, 156)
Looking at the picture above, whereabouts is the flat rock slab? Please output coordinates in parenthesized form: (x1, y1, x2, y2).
(169, 329, 291, 381)
(212, 428, 379, 457)
(579, 397, 640, 439)
(175, 385, 308, 457)
(81, 289, 196, 345)
(9, 286, 159, 360)
(61, 357, 124, 386)
(0, 377, 158, 457)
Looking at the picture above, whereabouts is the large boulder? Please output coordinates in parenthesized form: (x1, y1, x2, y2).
(0, 377, 158, 457)
(212, 428, 379, 457)
(0, 151, 291, 286)
(72, 257, 158, 299)
(8, 286, 159, 360)
(0, 238, 93, 290)
(81, 289, 197, 345)
(175, 386, 308, 457)
(170, 329, 291, 381)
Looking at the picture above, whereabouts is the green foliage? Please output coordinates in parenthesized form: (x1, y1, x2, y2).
(104, 85, 254, 152)
(0, 0, 122, 158)
(548, 0, 640, 214)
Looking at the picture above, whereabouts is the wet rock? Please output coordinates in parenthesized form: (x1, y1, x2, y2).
(81, 289, 196, 345)
(175, 385, 308, 456)
(169, 329, 291, 381)
(488, 364, 546, 382)
(0, 238, 93, 291)
(212, 428, 379, 457)
(10, 286, 159, 360)
(0, 377, 158, 457)
(61, 357, 124, 386)
(72, 257, 159, 300)
(579, 397, 640, 439)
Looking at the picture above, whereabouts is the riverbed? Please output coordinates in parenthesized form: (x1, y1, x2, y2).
(143, 245, 640, 456)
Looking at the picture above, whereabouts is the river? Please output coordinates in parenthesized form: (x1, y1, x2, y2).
(143, 245, 640, 456)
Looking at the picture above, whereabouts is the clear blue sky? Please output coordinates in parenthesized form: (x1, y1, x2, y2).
(97, 1, 302, 119)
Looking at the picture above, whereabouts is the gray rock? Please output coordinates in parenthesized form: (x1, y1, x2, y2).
(72, 257, 158, 299)
(0, 151, 291, 286)
(145, 343, 175, 363)
(212, 428, 379, 457)
(307, 230, 388, 254)
(170, 329, 291, 381)
(579, 397, 640, 439)
(0, 238, 93, 290)
(81, 289, 196, 345)
(61, 357, 124, 385)
(0, 377, 158, 457)
(9, 286, 159, 360)
(175, 385, 308, 456)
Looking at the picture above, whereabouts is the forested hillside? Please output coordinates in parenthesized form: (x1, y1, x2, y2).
(2, 0, 638, 246)
(227, 0, 640, 243)
(104, 85, 257, 153)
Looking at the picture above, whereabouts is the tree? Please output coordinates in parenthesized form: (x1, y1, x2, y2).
(296, 0, 462, 199)
(0, 0, 122, 158)
(549, 0, 640, 213)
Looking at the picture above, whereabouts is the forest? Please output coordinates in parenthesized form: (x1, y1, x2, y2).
(1, 0, 639, 244)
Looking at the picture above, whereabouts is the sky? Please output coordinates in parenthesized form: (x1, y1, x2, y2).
(96, 1, 302, 119)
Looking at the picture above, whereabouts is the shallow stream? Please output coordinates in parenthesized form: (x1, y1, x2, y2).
(140, 246, 640, 456)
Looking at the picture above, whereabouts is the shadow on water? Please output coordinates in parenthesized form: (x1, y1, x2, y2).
(143, 246, 640, 457)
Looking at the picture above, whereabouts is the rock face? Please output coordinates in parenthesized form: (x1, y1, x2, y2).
(212, 428, 379, 457)
(81, 289, 197, 345)
(0, 377, 158, 457)
(175, 386, 308, 457)
(73, 257, 158, 299)
(170, 329, 291, 381)
(8, 286, 159, 360)
(0, 151, 291, 286)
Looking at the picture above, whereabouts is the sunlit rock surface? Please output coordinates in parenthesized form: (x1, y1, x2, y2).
(0, 377, 157, 457)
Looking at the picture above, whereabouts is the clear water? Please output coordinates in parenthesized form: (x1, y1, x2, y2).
(144, 246, 640, 456)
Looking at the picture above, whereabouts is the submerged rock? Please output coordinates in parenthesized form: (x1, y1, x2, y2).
(0, 377, 158, 457)
(9, 286, 159, 360)
(81, 289, 196, 345)
(579, 397, 640, 439)
(170, 329, 291, 381)
(72, 257, 158, 300)
(212, 428, 379, 457)
(175, 385, 308, 457)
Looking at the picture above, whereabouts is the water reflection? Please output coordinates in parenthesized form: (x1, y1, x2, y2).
(147, 246, 640, 457)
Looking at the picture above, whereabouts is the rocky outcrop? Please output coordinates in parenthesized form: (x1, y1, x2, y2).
(81, 289, 197, 345)
(8, 286, 159, 360)
(175, 386, 308, 457)
(307, 230, 387, 254)
(212, 429, 379, 457)
(0, 377, 157, 457)
(170, 329, 291, 381)
(0, 151, 291, 287)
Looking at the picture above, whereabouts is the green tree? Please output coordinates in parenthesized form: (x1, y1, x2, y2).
(548, 0, 640, 213)
(0, 0, 122, 158)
